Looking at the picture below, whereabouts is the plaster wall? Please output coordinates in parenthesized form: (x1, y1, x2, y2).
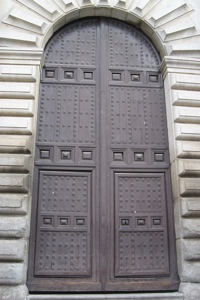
(0, 1, 200, 299)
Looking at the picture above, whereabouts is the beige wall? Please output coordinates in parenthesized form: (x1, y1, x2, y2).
(0, 1, 200, 299)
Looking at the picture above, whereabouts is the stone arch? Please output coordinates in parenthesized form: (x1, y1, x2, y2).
(0, 0, 199, 58)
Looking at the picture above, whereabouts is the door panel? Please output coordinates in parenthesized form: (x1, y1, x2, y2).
(35, 171, 92, 277)
(27, 18, 179, 292)
(114, 172, 169, 277)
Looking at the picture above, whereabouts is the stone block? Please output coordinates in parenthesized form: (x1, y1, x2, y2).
(171, 73, 200, 91)
(0, 216, 26, 238)
(177, 140, 200, 159)
(0, 29, 39, 48)
(175, 124, 200, 141)
(0, 239, 26, 261)
(55, 0, 79, 12)
(0, 194, 28, 215)
(181, 198, 200, 217)
(95, 7, 112, 17)
(0, 173, 29, 193)
(166, 42, 200, 58)
(178, 159, 200, 177)
(179, 260, 200, 282)
(114, 0, 132, 10)
(180, 178, 200, 197)
(174, 106, 200, 124)
(182, 218, 200, 238)
(148, 2, 193, 28)
(0, 154, 30, 173)
(78, 0, 95, 9)
(0, 65, 37, 82)
(4, 8, 50, 35)
(0, 99, 34, 117)
(130, 0, 159, 18)
(16, 0, 62, 22)
(0, 135, 32, 154)
(111, 9, 127, 21)
(180, 283, 200, 300)
(0, 116, 32, 135)
(79, 7, 95, 18)
(95, 0, 110, 7)
(0, 284, 28, 300)
(158, 21, 196, 42)
(0, 263, 25, 284)
(0, 82, 35, 99)
(181, 239, 200, 261)
(172, 90, 200, 107)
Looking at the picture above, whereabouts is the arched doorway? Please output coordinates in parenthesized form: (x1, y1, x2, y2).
(27, 17, 179, 292)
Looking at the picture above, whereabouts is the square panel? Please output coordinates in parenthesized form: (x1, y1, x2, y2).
(147, 72, 161, 86)
(45, 70, 55, 78)
(84, 72, 93, 80)
(154, 153, 164, 161)
(40, 150, 50, 159)
(43, 217, 53, 225)
(135, 217, 148, 228)
(111, 149, 127, 164)
(61, 150, 71, 160)
(55, 147, 75, 163)
(112, 73, 121, 81)
(37, 146, 53, 162)
(57, 216, 71, 229)
(74, 217, 87, 229)
(134, 152, 144, 161)
(82, 151, 92, 160)
(43, 68, 58, 80)
(131, 74, 140, 81)
(151, 216, 163, 228)
(40, 216, 54, 229)
(113, 152, 124, 161)
(152, 150, 168, 164)
(79, 148, 95, 163)
(149, 74, 158, 82)
(59, 217, 69, 225)
(62, 68, 77, 81)
(64, 71, 74, 79)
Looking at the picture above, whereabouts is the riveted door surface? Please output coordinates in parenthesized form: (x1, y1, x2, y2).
(28, 18, 179, 292)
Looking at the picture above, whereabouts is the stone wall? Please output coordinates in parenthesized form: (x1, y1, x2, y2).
(0, 1, 200, 299)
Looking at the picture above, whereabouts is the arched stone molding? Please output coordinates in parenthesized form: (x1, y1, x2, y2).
(0, 0, 199, 58)
(0, 1, 200, 300)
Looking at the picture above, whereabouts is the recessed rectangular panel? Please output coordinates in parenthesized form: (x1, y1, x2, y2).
(45, 70, 55, 78)
(131, 74, 140, 81)
(112, 73, 121, 81)
(37, 85, 96, 144)
(35, 171, 92, 277)
(116, 231, 168, 277)
(114, 172, 169, 277)
(64, 71, 74, 79)
(109, 87, 167, 146)
(84, 72, 93, 80)
(37, 146, 53, 162)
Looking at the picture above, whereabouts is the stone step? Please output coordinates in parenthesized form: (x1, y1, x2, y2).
(27, 292, 183, 300)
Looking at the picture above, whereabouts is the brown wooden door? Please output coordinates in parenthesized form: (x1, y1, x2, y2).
(27, 18, 179, 292)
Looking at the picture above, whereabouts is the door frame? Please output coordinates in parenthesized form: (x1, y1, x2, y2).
(27, 17, 179, 293)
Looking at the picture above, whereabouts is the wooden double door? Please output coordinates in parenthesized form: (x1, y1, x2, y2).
(28, 18, 179, 292)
